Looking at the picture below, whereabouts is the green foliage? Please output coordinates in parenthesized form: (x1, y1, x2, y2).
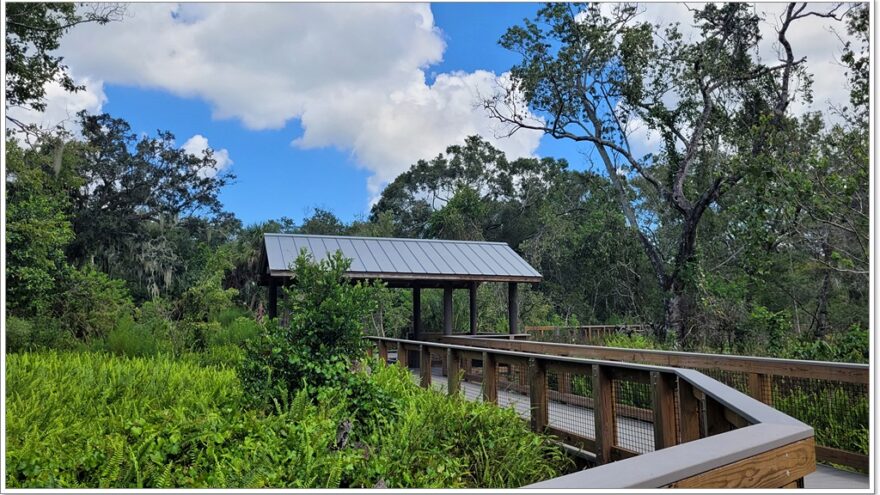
(208, 316, 260, 348)
(603, 333, 660, 350)
(106, 315, 164, 358)
(775, 387, 868, 455)
(783, 325, 869, 364)
(54, 265, 133, 340)
(239, 250, 379, 406)
(6, 352, 569, 488)
(5, 316, 78, 353)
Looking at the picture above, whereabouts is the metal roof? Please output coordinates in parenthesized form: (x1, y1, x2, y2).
(261, 233, 542, 285)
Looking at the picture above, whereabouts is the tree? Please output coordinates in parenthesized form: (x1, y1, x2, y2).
(5, 3, 123, 134)
(485, 3, 842, 346)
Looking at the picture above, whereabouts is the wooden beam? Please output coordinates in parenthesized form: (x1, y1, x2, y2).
(469, 281, 478, 335)
(397, 343, 408, 368)
(412, 287, 422, 339)
(529, 358, 548, 432)
(508, 282, 518, 335)
(419, 344, 431, 388)
(652, 371, 678, 450)
(593, 364, 615, 465)
(482, 351, 498, 403)
(268, 279, 278, 319)
(747, 372, 773, 405)
(667, 437, 816, 488)
(815, 445, 869, 473)
(447, 348, 461, 396)
(443, 286, 453, 335)
(377, 340, 388, 363)
(678, 379, 702, 443)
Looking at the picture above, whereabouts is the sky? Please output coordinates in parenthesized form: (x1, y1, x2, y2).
(9, 3, 855, 226)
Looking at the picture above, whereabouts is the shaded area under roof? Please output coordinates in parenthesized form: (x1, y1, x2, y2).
(260, 233, 542, 287)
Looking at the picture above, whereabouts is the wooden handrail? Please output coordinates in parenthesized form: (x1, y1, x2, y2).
(366, 336, 816, 489)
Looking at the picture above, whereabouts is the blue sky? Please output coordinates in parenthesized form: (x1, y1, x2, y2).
(90, 3, 586, 226)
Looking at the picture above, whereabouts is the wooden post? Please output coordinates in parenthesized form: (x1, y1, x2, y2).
(508, 282, 518, 335)
(593, 364, 615, 464)
(482, 351, 498, 403)
(747, 372, 773, 405)
(443, 286, 453, 335)
(397, 343, 408, 368)
(447, 348, 460, 396)
(705, 396, 734, 436)
(469, 281, 478, 335)
(529, 358, 548, 432)
(268, 279, 278, 319)
(412, 287, 422, 339)
(378, 340, 388, 363)
(652, 371, 678, 450)
(678, 378, 702, 443)
(420, 345, 431, 388)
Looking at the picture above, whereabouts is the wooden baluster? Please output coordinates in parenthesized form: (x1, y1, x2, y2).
(747, 372, 773, 405)
(482, 351, 498, 403)
(419, 345, 431, 388)
(652, 371, 678, 450)
(447, 348, 460, 396)
(593, 364, 615, 464)
(397, 343, 408, 368)
(678, 379, 702, 443)
(378, 340, 388, 363)
(529, 357, 548, 432)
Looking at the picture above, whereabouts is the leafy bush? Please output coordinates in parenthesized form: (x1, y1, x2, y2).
(239, 250, 379, 406)
(783, 324, 868, 363)
(53, 265, 133, 340)
(6, 352, 569, 488)
(208, 316, 259, 348)
(603, 332, 659, 350)
(106, 316, 165, 358)
(5, 316, 79, 353)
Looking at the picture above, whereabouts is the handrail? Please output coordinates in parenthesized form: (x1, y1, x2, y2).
(366, 336, 816, 489)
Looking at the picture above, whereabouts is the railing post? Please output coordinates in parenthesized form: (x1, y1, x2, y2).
(593, 364, 615, 464)
(529, 357, 548, 432)
(677, 378, 702, 443)
(397, 343, 408, 368)
(420, 345, 431, 388)
(652, 371, 678, 450)
(447, 348, 460, 396)
(377, 340, 388, 363)
(482, 351, 498, 403)
(747, 372, 773, 405)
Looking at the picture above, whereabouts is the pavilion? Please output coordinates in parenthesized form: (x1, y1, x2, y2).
(258, 233, 542, 336)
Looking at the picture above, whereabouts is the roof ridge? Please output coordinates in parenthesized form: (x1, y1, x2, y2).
(263, 233, 508, 245)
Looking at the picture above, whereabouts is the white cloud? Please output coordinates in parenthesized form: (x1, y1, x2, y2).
(6, 77, 106, 139)
(51, 3, 542, 204)
(182, 134, 233, 178)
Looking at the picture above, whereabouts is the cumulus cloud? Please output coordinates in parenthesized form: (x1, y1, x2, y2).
(182, 134, 233, 178)
(51, 3, 542, 203)
(6, 77, 106, 139)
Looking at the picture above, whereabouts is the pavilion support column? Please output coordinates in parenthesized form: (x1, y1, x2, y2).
(508, 282, 518, 336)
(469, 281, 478, 335)
(443, 286, 454, 335)
(268, 279, 278, 319)
(412, 286, 422, 339)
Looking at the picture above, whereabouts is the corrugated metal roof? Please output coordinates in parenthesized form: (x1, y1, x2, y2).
(263, 233, 542, 283)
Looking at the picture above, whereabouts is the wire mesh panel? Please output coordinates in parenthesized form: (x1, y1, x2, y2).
(427, 348, 448, 393)
(701, 368, 750, 394)
(613, 379, 654, 453)
(459, 353, 484, 402)
(546, 367, 596, 442)
(771, 376, 869, 458)
(497, 359, 531, 419)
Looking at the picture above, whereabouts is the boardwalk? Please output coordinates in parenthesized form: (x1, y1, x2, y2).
(415, 370, 868, 489)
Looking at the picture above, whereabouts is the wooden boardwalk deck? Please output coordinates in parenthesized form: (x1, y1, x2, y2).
(414, 370, 868, 489)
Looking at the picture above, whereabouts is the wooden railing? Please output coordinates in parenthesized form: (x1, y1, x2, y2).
(437, 335, 869, 472)
(526, 324, 648, 345)
(367, 336, 816, 489)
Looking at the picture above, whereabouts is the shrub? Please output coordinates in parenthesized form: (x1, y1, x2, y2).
(6, 352, 570, 488)
(239, 250, 379, 406)
(208, 316, 259, 348)
(775, 387, 868, 455)
(5, 316, 78, 353)
(603, 332, 659, 350)
(106, 316, 165, 358)
(53, 265, 133, 340)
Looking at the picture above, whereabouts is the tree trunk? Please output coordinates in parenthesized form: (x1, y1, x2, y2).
(813, 235, 832, 338)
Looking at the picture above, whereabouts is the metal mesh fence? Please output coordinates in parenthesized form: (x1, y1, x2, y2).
(546, 368, 596, 441)
(497, 360, 531, 419)
(460, 354, 484, 402)
(701, 369, 750, 395)
(613, 379, 654, 454)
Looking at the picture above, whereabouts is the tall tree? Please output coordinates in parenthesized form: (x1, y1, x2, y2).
(485, 3, 842, 346)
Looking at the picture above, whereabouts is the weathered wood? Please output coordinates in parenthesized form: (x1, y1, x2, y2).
(440, 286, 452, 335)
(546, 426, 596, 453)
(469, 281, 478, 335)
(482, 351, 498, 403)
(447, 348, 461, 396)
(677, 379, 702, 443)
(652, 371, 678, 450)
(815, 445, 869, 473)
(593, 364, 615, 465)
(412, 287, 422, 338)
(419, 345, 431, 388)
(508, 282, 518, 335)
(441, 337, 868, 384)
(667, 437, 816, 488)
(747, 372, 773, 405)
(546, 390, 654, 422)
(397, 343, 408, 368)
(529, 358, 548, 432)
(705, 396, 734, 436)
